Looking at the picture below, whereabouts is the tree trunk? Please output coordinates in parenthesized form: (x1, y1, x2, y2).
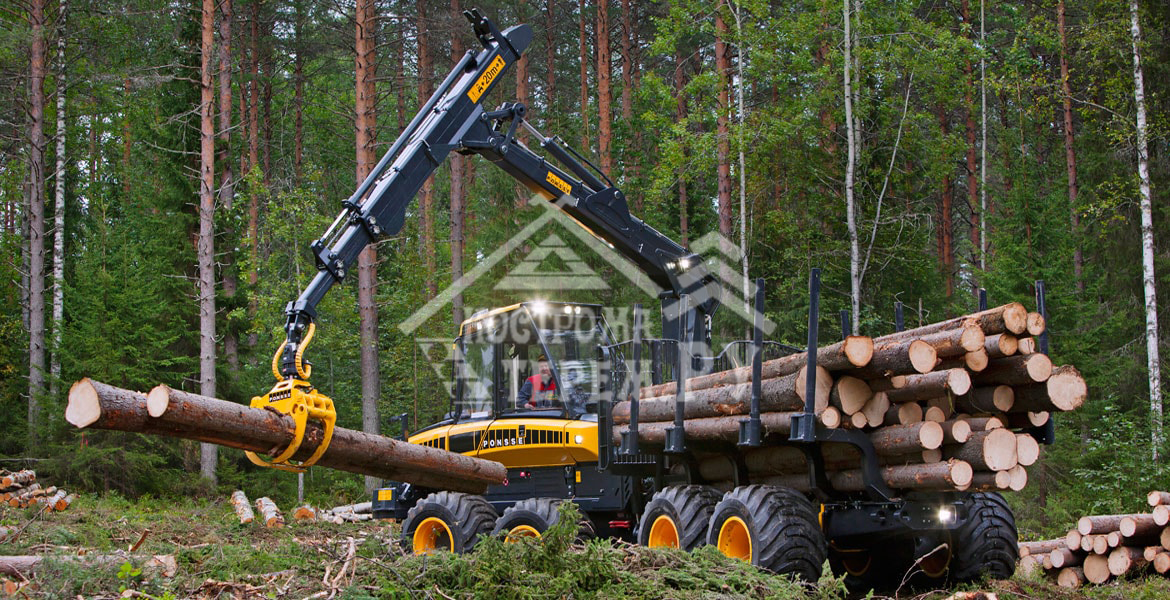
(49, 0, 66, 405)
(218, 0, 237, 372)
(714, 7, 732, 239)
(961, 0, 980, 278)
(619, 0, 635, 191)
(418, 0, 436, 297)
(27, 0, 48, 446)
(842, 0, 860, 333)
(355, 0, 379, 496)
(674, 49, 688, 246)
(595, 0, 611, 176)
(544, 0, 556, 119)
(451, 0, 467, 325)
(199, 0, 218, 484)
(1057, 0, 1083, 292)
(1130, 0, 1160, 461)
(247, 0, 260, 171)
(577, 0, 590, 150)
(65, 379, 506, 493)
(0, 555, 176, 578)
(937, 106, 954, 296)
(293, 0, 304, 183)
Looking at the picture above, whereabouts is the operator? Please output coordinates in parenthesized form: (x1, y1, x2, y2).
(517, 355, 558, 409)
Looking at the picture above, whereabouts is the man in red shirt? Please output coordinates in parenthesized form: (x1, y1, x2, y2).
(517, 355, 557, 409)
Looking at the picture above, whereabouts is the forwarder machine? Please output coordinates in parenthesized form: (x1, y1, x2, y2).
(251, 10, 1018, 591)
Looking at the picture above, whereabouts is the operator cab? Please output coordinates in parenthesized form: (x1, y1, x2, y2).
(451, 301, 614, 424)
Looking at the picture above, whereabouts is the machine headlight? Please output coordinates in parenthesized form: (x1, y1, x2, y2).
(938, 507, 955, 524)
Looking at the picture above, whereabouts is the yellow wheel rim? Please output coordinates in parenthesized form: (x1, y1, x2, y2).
(504, 524, 542, 543)
(920, 545, 952, 578)
(717, 516, 752, 562)
(647, 515, 681, 548)
(412, 517, 454, 555)
(839, 550, 872, 576)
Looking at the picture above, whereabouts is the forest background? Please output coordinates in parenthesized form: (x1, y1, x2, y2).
(0, 0, 1167, 539)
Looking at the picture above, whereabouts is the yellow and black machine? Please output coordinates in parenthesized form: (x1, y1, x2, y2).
(252, 11, 1020, 593)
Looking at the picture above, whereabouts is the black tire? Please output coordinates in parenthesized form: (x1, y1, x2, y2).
(400, 492, 496, 555)
(829, 547, 907, 596)
(490, 498, 595, 541)
(636, 485, 721, 551)
(949, 492, 1018, 583)
(706, 485, 827, 581)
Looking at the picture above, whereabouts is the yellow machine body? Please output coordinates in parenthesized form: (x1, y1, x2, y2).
(408, 417, 599, 469)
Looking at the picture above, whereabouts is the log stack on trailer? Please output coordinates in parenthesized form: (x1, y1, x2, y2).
(1019, 490, 1170, 587)
(0, 470, 77, 512)
(613, 303, 1084, 496)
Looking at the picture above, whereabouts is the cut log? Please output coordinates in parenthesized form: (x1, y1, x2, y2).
(860, 391, 890, 427)
(292, 505, 318, 522)
(926, 396, 955, 419)
(821, 406, 842, 428)
(923, 406, 948, 423)
(885, 401, 923, 425)
(1018, 554, 1040, 576)
(944, 429, 1017, 471)
(1107, 532, 1122, 549)
(984, 333, 1019, 359)
(9, 484, 41, 508)
(1027, 312, 1047, 336)
(0, 554, 177, 578)
(970, 354, 1053, 386)
(1120, 514, 1161, 540)
(1144, 546, 1161, 562)
(1056, 566, 1084, 588)
(845, 411, 869, 429)
(1011, 366, 1087, 412)
(1155, 505, 1170, 526)
(1017, 337, 1037, 355)
(1162, 525, 1170, 549)
(1066, 529, 1083, 551)
(254, 497, 284, 528)
(614, 366, 830, 424)
(909, 324, 985, 357)
(638, 336, 873, 399)
(1155, 551, 1170, 574)
(0, 470, 35, 489)
(963, 417, 1004, 432)
(1016, 434, 1040, 466)
(886, 369, 971, 404)
(1007, 465, 1028, 491)
(942, 419, 972, 445)
(1080, 533, 1095, 553)
(230, 491, 254, 524)
(920, 448, 943, 463)
(55, 493, 76, 512)
(830, 459, 972, 492)
(874, 303, 1027, 341)
(1049, 547, 1082, 568)
(41, 489, 66, 511)
(615, 411, 796, 446)
(867, 375, 907, 393)
(849, 339, 937, 379)
(962, 349, 989, 372)
(830, 376, 872, 414)
(1108, 546, 1147, 576)
(869, 422, 945, 454)
(970, 470, 1011, 490)
(1079, 514, 1145, 536)
(330, 501, 372, 514)
(66, 379, 505, 493)
(957, 386, 1014, 414)
(1148, 491, 1170, 507)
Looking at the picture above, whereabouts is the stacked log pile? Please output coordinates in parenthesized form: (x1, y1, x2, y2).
(229, 491, 373, 527)
(0, 470, 77, 512)
(614, 303, 1086, 496)
(1019, 490, 1170, 587)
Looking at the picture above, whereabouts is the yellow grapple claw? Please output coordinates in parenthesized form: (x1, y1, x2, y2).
(246, 379, 336, 473)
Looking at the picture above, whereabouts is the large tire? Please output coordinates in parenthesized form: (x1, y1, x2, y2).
(401, 492, 496, 555)
(706, 485, 827, 581)
(636, 485, 721, 551)
(829, 547, 909, 596)
(491, 498, 595, 541)
(949, 492, 1018, 583)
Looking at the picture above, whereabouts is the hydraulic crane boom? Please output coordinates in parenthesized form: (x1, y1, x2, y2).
(252, 11, 719, 472)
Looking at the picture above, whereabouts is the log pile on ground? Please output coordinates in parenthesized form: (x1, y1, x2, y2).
(229, 491, 373, 526)
(1018, 490, 1170, 587)
(0, 470, 77, 512)
(614, 303, 1086, 496)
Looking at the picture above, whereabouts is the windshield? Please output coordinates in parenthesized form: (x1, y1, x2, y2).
(456, 338, 495, 420)
(532, 310, 606, 415)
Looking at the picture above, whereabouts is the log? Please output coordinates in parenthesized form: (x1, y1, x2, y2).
(820, 406, 842, 428)
(926, 396, 955, 419)
(66, 379, 505, 493)
(615, 411, 796, 446)
(1156, 551, 1170, 574)
(1056, 566, 1084, 589)
(230, 490, 254, 524)
(40, 489, 66, 511)
(1079, 514, 1144, 536)
(1007, 465, 1028, 491)
(9, 484, 41, 508)
(1005, 411, 1050, 429)
(0, 470, 35, 489)
(909, 324, 985, 357)
(56, 493, 76, 512)
(0, 554, 177, 578)
(1016, 434, 1040, 466)
(331, 501, 372, 514)
(874, 303, 1027, 341)
(614, 366, 830, 424)
(1066, 529, 1083, 551)
(1082, 534, 1102, 553)
(1049, 547, 1082, 568)
(1108, 546, 1147, 576)
(984, 333, 1019, 359)
(1162, 525, 1170, 550)
(869, 422, 945, 454)
(1148, 491, 1170, 507)
(1081, 552, 1109, 580)
(638, 336, 874, 399)
(962, 349, 989, 372)
(885, 401, 923, 425)
(1027, 312, 1047, 336)
(1144, 546, 1161, 562)
(830, 459, 972, 492)
(963, 417, 1004, 432)
(292, 505, 319, 522)
(1156, 505, 1170, 526)
(1018, 554, 1040, 576)
(1011, 366, 1087, 412)
(1120, 514, 1162, 540)
(923, 406, 948, 423)
(944, 429, 1017, 471)
(860, 391, 890, 427)
(1017, 337, 1037, 355)
(886, 369, 971, 404)
(848, 339, 937, 379)
(868, 375, 907, 393)
(970, 354, 1053, 386)
(1107, 532, 1122, 549)
(255, 497, 284, 528)
(831, 376, 872, 414)
(957, 386, 1014, 414)
(970, 470, 1011, 490)
(942, 419, 972, 445)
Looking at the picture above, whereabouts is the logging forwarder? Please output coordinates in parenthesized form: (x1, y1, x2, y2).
(249, 10, 1020, 594)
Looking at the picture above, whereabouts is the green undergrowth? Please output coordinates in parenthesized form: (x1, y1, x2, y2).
(2, 494, 1170, 599)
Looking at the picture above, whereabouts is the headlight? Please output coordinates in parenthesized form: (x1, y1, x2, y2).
(938, 507, 955, 524)
(531, 300, 548, 315)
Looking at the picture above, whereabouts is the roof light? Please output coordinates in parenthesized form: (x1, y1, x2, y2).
(531, 300, 549, 315)
(563, 306, 573, 314)
(678, 257, 692, 270)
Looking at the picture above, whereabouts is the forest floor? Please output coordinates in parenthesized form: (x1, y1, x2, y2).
(1, 494, 1169, 599)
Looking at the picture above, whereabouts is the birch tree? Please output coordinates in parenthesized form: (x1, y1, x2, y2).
(49, 0, 66, 404)
(843, 0, 860, 335)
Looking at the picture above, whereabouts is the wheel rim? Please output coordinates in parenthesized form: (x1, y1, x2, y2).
(919, 545, 951, 578)
(504, 524, 542, 543)
(647, 515, 680, 548)
(717, 516, 752, 562)
(412, 517, 454, 555)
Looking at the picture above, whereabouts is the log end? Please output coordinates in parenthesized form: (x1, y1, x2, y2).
(65, 379, 102, 428)
(1026, 353, 1055, 383)
(1003, 302, 1029, 335)
(992, 385, 1015, 412)
(908, 340, 938, 374)
(960, 325, 986, 352)
(1077, 516, 1094, 536)
(1008, 464, 1028, 491)
(920, 421, 945, 450)
(984, 428, 1019, 471)
(949, 419, 972, 444)
(947, 369, 972, 396)
(949, 459, 973, 489)
(964, 349, 990, 372)
(1027, 312, 1047, 337)
(146, 385, 172, 418)
(844, 336, 875, 367)
(1016, 434, 1040, 466)
(1056, 567, 1084, 588)
(1047, 366, 1088, 411)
